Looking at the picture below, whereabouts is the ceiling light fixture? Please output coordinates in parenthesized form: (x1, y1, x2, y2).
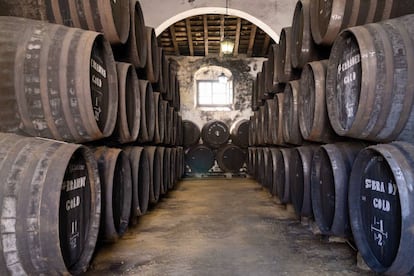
(220, 0, 234, 55)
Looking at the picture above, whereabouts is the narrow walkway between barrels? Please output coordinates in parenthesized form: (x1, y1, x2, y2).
(86, 178, 371, 275)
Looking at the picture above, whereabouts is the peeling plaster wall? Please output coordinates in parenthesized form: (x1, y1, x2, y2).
(140, 0, 296, 42)
(170, 56, 265, 130)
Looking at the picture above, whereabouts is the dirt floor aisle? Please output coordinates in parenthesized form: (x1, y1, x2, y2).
(86, 178, 371, 275)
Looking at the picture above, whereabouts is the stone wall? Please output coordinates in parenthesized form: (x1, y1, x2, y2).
(170, 56, 265, 130)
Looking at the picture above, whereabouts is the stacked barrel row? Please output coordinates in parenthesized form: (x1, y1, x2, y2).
(249, 1, 414, 275)
(183, 119, 249, 174)
(0, 1, 184, 275)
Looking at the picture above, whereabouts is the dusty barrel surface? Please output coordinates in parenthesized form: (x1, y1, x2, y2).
(153, 92, 166, 145)
(201, 120, 230, 148)
(326, 15, 414, 143)
(124, 146, 150, 221)
(310, 0, 414, 46)
(291, 0, 321, 69)
(114, 62, 140, 143)
(276, 27, 300, 83)
(113, 0, 147, 68)
(143, 26, 160, 83)
(145, 146, 162, 204)
(275, 94, 286, 146)
(290, 146, 317, 218)
(283, 80, 303, 145)
(185, 144, 215, 173)
(230, 119, 249, 148)
(276, 148, 294, 204)
(0, 0, 130, 44)
(349, 142, 414, 274)
(137, 79, 155, 143)
(182, 120, 201, 147)
(216, 144, 246, 173)
(0, 17, 118, 143)
(311, 142, 365, 237)
(93, 147, 132, 242)
(299, 60, 336, 143)
(0, 133, 100, 275)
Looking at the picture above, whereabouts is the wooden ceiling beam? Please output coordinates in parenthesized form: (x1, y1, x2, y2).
(219, 14, 224, 57)
(185, 18, 194, 56)
(233, 17, 241, 57)
(169, 26, 180, 55)
(203, 15, 209, 56)
(247, 25, 257, 57)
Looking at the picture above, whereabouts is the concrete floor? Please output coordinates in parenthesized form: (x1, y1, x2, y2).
(86, 178, 372, 276)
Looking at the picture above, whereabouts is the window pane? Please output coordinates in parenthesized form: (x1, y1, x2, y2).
(197, 77, 232, 107)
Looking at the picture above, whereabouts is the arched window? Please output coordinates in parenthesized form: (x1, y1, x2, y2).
(194, 66, 233, 109)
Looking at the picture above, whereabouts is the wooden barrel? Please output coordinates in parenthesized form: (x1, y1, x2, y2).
(0, 17, 118, 143)
(251, 78, 260, 111)
(326, 15, 414, 143)
(123, 146, 150, 221)
(154, 48, 166, 93)
(113, 0, 147, 68)
(247, 147, 256, 176)
(175, 146, 184, 180)
(144, 27, 160, 83)
(93, 147, 132, 242)
(182, 120, 201, 147)
(152, 92, 165, 145)
(137, 80, 155, 143)
(276, 27, 300, 83)
(299, 60, 337, 143)
(144, 146, 161, 204)
(255, 147, 265, 185)
(311, 142, 365, 237)
(155, 146, 166, 196)
(291, 0, 321, 69)
(170, 107, 178, 146)
(263, 98, 278, 145)
(0, 0, 130, 45)
(290, 146, 317, 218)
(176, 115, 184, 146)
(259, 105, 268, 145)
(162, 147, 171, 193)
(0, 133, 100, 275)
(277, 148, 294, 204)
(169, 147, 178, 189)
(268, 148, 282, 197)
(201, 120, 230, 148)
(163, 101, 172, 145)
(230, 119, 249, 148)
(257, 71, 265, 102)
(275, 94, 287, 146)
(185, 144, 215, 173)
(216, 144, 246, 173)
(283, 80, 303, 145)
(310, 0, 414, 46)
(114, 62, 140, 144)
(349, 142, 414, 274)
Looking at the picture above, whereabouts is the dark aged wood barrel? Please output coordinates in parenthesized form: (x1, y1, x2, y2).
(0, 133, 100, 275)
(145, 146, 161, 204)
(261, 147, 272, 189)
(216, 144, 246, 173)
(201, 120, 230, 148)
(156, 147, 167, 195)
(185, 144, 215, 173)
(276, 148, 294, 204)
(137, 79, 156, 143)
(0, 0, 130, 45)
(276, 27, 300, 83)
(162, 147, 171, 193)
(256, 71, 265, 103)
(259, 105, 268, 146)
(175, 146, 184, 180)
(170, 107, 178, 146)
(169, 147, 178, 188)
(113, 0, 147, 68)
(152, 92, 165, 145)
(275, 94, 287, 146)
(163, 101, 172, 145)
(114, 62, 140, 144)
(326, 15, 414, 143)
(349, 142, 414, 274)
(249, 113, 257, 146)
(255, 147, 265, 185)
(267, 148, 281, 197)
(155, 147, 165, 196)
(142, 27, 160, 83)
(230, 119, 249, 148)
(311, 142, 365, 237)
(299, 60, 337, 143)
(0, 17, 118, 143)
(267, 44, 287, 93)
(176, 114, 183, 146)
(182, 120, 201, 147)
(290, 146, 317, 218)
(264, 98, 278, 145)
(123, 146, 150, 222)
(93, 147, 132, 242)
(310, 0, 414, 46)
(283, 80, 303, 145)
(247, 147, 256, 176)
(291, 0, 321, 69)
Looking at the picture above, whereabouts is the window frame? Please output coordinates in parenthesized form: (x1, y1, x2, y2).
(196, 79, 233, 108)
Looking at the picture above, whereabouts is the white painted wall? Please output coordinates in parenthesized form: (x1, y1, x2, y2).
(140, 0, 296, 42)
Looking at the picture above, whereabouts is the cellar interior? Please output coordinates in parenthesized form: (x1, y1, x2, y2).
(0, 0, 414, 275)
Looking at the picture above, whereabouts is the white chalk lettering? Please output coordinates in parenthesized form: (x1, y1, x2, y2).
(373, 198, 391, 212)
(66, 196, 81, 211)
(90, 58, 107, 78)
(92, 74, 102, 88)
(337, 54, 361, 74)
(62, 176, 86, 192)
